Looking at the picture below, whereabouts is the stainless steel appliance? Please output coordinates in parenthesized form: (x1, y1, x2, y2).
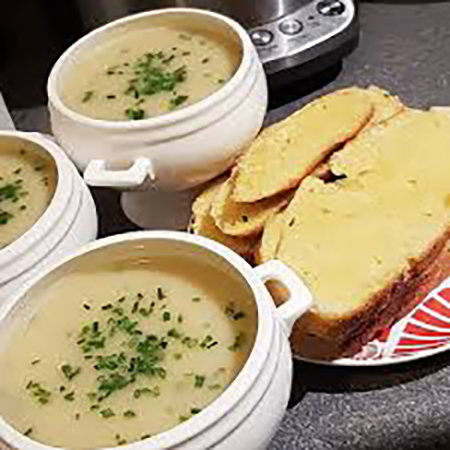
(74, 0, 358, 83)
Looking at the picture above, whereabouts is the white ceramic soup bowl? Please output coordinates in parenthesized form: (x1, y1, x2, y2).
(0, 231, 311, 450)
(0, 131, 98, 304)
(47, 8, 268, 192)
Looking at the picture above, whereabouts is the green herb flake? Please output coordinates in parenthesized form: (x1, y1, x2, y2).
(13, 167, 22, 175)
(61, 364, 81, 381)
(191, 407, 201, 415)
(24, 427, 33, 437)
(181, 336, 198, 348)
(178, 33, 192, 41)
(0, 209, 15, 221)
(31, 359, 41, 366)
(100, 408, 115, 419)
(194, 375, 205, 388)
(224, 304, 246, 321)
(192, 297, 201, 303)
(162, 311, 171, 322)
(177, 314, 183, 323)
(141, 434, 152, 440)
(133, 386, 160, 399)
(82, 90, 94, 103)
(63, 391, 75, 402)
(115, 434, 127, 446)
(123, 410, 136, 418)
(169, 95, 189, 110)
(168, 328, 181, 339)
(157, 287, 166, 300)
(228, 332, 246, 352)
(174, 353, 183, 360)
(26, 381, 51, 405)
(179, 415, 189, 422)
(125, 107, 145, 121)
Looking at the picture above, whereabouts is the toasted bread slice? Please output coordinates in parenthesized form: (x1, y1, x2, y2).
(232, 88, 374, 203)
(191, 176, 258, 258)
(274, 110, 450, 359)
(211, 177, 293, 237)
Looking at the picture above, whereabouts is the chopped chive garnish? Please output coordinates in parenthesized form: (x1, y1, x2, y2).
(31, 359, 41, 365)
(24, 427, 33, 437)
(168, 328, 181, 338)
(123, 410, 136, 418)
(26, 381, 51, 405)
(162, 312, 171, 322)
(83, 303, 91, 310)
(191, 407, 201, 414)
(192, 297, 201, 303)
(100, 408, 115, 418)
(194, 375, 205, 388)
(82, 90, 94, 103)
(63, 391, 75, 402)
(157, 287, 166, 300)
(61, 364, 81, 381)
(228, 332, 245, 352)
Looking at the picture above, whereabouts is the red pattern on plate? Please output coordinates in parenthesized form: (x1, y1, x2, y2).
(348, 279, 450, 363)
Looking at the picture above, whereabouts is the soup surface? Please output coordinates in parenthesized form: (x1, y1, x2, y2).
(62, 25, 241, 121)
(0, 256, 256, 449)
(0, 142, 57, 249)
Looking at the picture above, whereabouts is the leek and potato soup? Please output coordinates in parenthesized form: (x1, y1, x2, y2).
(0, 255, 257, 449)
(0, 141, 57, 249)
(61, 24, 241, 121)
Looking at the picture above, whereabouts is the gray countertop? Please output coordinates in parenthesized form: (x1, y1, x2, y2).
(6, 1, 450, 449)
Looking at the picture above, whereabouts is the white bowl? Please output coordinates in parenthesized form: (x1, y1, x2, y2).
(47, 8, 268, 192)
(0, 231, 311, 450)
(0, 131, 98, 304)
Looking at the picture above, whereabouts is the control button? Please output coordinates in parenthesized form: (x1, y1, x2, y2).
(317, 0, 346, 16)
(250, 29, 274, 46)
(278, 19, 303, 36)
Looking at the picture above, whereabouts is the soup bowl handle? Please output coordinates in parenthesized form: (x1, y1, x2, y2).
(84, 157, 154, 188)
(253, 260, 312, 335)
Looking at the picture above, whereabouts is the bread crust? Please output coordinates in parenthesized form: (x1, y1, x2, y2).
(290, 232, 450, 360)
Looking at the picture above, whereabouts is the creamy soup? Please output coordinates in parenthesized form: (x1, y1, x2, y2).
(62, 25, 241, 121)
(0, 141, 57, 249)
(0, 256, 257, 449)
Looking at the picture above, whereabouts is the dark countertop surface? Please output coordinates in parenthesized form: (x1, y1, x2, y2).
(7, 1, 450, 449)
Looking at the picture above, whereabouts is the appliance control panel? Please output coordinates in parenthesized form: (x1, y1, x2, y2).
(249, 0, 356, 74)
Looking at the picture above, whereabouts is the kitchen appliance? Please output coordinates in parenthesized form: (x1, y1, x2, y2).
(74, 0, 358, 85)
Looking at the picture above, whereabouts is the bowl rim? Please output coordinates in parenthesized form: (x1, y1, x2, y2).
(0, 131, 75, 270)
(0, 230, 276, 450)
(47, 8, 255, 130)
